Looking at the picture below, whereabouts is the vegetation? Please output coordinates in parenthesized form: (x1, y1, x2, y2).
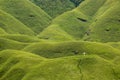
(0, 0, 52, 34)
(30, 0, 75, 18)
(0, 0, 120, 80)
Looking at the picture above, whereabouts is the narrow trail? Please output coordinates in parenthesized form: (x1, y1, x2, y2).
(77, 59, 84, 80)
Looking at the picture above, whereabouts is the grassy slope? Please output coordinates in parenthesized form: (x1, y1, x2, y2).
(30, 0, 75, 18)
(0, 37, 29, 51)
(0, 0, 120, 80)
(88, 0, 120, 42)
(38, 0, 120, 42)
(0, 50, 45, 80)
(0, 34, 41, 43)
(38, 0, 107, 41)
(0, 0, 52, 34)
(37, 10, 89, 40)
(0, 50, 120, 80)
(0, 28, 7, 34)
(38, 25, 75, 41)
(23, 41, 120, 61)
(0, 9, 35, 36)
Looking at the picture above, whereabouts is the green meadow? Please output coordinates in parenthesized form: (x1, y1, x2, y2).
(0, 0, 120, 80)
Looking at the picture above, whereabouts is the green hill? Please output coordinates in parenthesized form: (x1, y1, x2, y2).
(0, 50, 120, 80)
(38, 0, 120, 42)
(38, 25, 75, 41)
(38, 0, 107, 40)
(87, 0, 120, 42)
(0, 9, 35, 36)
(0, 0, 120, 80)
(0, 37, 28, 51)
(30, 0, 84, 18)
(23, 41, 120, 60)
(0, 28, 7, 34)
(0, 34, 41, 43)
(0, 0, 52, 34)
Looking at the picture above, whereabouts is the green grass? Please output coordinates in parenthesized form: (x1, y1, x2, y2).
(88, 0, 120, 42)
(0, 28, 7, 34)
(37, 0, 108, 41)
(0, 50, 120, 80)
(0, 9, 35, 36)
(0, 34, 41, 43)
(38, 24, 75, 41)
(0, 37, 29, 51)
(30, 0, 76, 18)
(0, 0, 120, 80)
(38, 9, 90, 40)
(0, 0, 52, 34)
(23, 41, 120, 60)
(0, 50, 45, 80)
(37, 0, 120, 42)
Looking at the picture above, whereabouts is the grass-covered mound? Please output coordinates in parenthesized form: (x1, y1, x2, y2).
(38, 25, 75, 41)
(38, 0, 120, 42)
(0, 28, 7, 34)
(88, 0, 120, 42)
(38, 0, 107, 40)
(0, 37, 29, 51)
(0, 50, 45, 80)
(0, 0, 52, 34)
(0, 9, 35, 36)
(0, 34, 41, 43)
(23, 41, 120, 60)
(38, 10, 90, 40)
(0, 0, 120, 80)
(0, 50, 120, 80)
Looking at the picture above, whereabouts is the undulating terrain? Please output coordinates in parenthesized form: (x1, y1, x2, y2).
(0, 0, 120, 80)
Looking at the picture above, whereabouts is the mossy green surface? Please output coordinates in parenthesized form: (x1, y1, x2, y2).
(0, 9, 35, 36)
(30, 0, 75, 18)
(0, 0, 52, 34)
(0, 0, 120, 80)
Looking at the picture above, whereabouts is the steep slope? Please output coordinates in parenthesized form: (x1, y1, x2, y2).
(30, 0, 75, 18)
(87, 0, 120, 42)
(0, 9, 35, 36)
(38, 10, 89, 40)
(38, 0, 120, 42)
(0, 0, 52, 34)
(38, 0, 106, 41)
(38, 25, 75, 41)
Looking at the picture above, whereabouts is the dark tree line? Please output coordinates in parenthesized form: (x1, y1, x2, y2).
(70, 0, 85, 7)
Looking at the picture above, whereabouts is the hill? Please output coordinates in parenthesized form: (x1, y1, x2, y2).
(38, 0, 107, 41)
(38, 0, 120, 42)
(87, 0, 120, 42)
(0, 0, 120, 80)
(30, 0, 84, 18)
(0, 9, 35, 36)
(0, 0, 52, 34)
(0, 34, 41, 43)
(0, 28, 7, 34)
(0, 50, 120, 80)
(0, 37, 28, 51)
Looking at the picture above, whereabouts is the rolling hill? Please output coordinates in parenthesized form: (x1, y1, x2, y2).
(0, 0, 52, 34)
(0, 0, 120, 80)
(0, 9, 35, 36)
(30, 0, 84, 18)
